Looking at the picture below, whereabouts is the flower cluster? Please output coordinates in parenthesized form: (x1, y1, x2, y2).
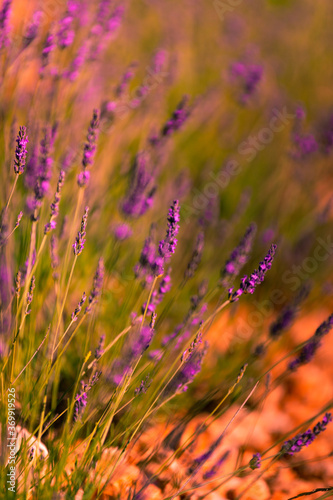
(281, 413, 332, 455)
(14, 126, 28, 175)
(228, 244, 277, 302)
(77, 109, 100, 187)
(73, 207, 89, 256)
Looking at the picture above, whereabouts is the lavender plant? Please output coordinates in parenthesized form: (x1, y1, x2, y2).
(0, 1, 333, 499)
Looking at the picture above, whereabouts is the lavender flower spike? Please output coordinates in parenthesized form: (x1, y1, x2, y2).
(44, 170, 65, 234)
(14, 126, 28, 175)
(85, 257, 104, 313)
(184, 231, 204, 280)
(228, 244, 277, 302)
(73, 206, 89, 256)
(288, 313, 333, 371)
(154, 200, 180, 276)
(0, 0, 11, 51)
(281, 413, 332, 456)
(77, 109, 100, 188)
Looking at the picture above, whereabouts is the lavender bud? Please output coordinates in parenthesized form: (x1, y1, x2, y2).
(281, 413, 332, 456)
(26, 276, 35, 315)
(14, 126, 28, 175)
(249, 452, 261, 470)
(73, 207, 89, 256)
(44, 170, 65, 234)
(184, 231, 204, 280)
(77, 109, 99, 188)
(95, 334, 105, 360)
(71, 292, 86, 322)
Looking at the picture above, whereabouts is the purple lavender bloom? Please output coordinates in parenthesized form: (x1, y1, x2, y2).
(111, 323, 155, 385)
(23, 10, 42, 48)
(161, 96, 191, 138)
(230, 61, 263, 104)
(134, 375, 152, 396)
(141, 270, 171, 314)
(14, 126, 28, 175)
(134, 228, 157, 282)
(41, 31, 55, 72)
(184, 231, 204, 280)
(113, 223, 132, 241)
(228, 244, 277, 302)
(153, 200, 180, 276)
(77, 109, 99, 188)
(57, 14, 75, 49)
(189, 430, 224, 476)
(288, 314, 333, 371)
(166, 335, 208, 395)
(74, 372, 101, 422)
(115, 63, 137, 98)
(73, 206, 89, 256)
(85, 257, 104, 313)
(44, 170, 65, 234)
(26, 276, 35, 315)
(281, 413, 332, 456)
(291, 133, 318, 160)
(24, 145, 38, 190)
(122, 152, 156, 218)
(71, 292, 86, 322)
(220, 223, 256, 288)
(64, 41, 88, 81)
(249, 452, 261, 470)
(95, 334, 105, 360)
(34, 128, 55, 208)
(0, 0, 11, 50)
(269, 284, 310, 340)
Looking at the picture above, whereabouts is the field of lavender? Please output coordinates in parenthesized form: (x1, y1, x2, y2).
(1, 0, 333, 498)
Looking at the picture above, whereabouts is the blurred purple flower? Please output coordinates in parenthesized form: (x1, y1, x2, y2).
(73, 206, 89, 256)
(23, 11, 42, 48)
(114, 223, 132, 241)
(288, 313, 333, 371)
(153, 200, 180, 276)
(249, 452, 261, 470)
(86, 257, 104, 313)
(122, 152, 156, 218)
(0, 0, 11, 50)
(230, 61, 263, 104)
(57, 14, 75, 49)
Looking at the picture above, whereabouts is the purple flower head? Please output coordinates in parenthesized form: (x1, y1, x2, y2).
(77, 109, 99, 187)
(86, 257, 104, 313)
(34, 127, 55, 206)
(95, 334, 105, 360)
(73, 206, 89, 256)
(184, 231, 204, 280)
(281, 413, 332, 456)
(23, 10, 42, 48)
(26, 276, 35, 315)
(134, 225, 157, 282)
(14, 126, 28, 175)
(114, 223, 132, 241)
(230, 61, 263, 104)
(74, 372, 101, 422)
(166, 333, 208, 395)
(154, 200, 180, 276)
(44, 170, 65, 234)
(57, 14, 75, 49)
(288, 313, 333, 371)
(161, 96, 191, 138)
(122, 152, 156, 218)
(64, 41, 88, 81)
(220, 223, 257, 288)
(111, 322, 155, 386)
(189, 431, 224, 476)
(141, 269, 171, 314)
(249, 452, 261, 470)
(115, 62, 137, 98)
(71, 292, 86, 322)
(228, 244, 277, 302)
(270, 283, 311, 340)
(134, 375, 152, 396)
(291, 133, 318, 160)
(41, 30, 55, 71)
(0, 0, 11, 50)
